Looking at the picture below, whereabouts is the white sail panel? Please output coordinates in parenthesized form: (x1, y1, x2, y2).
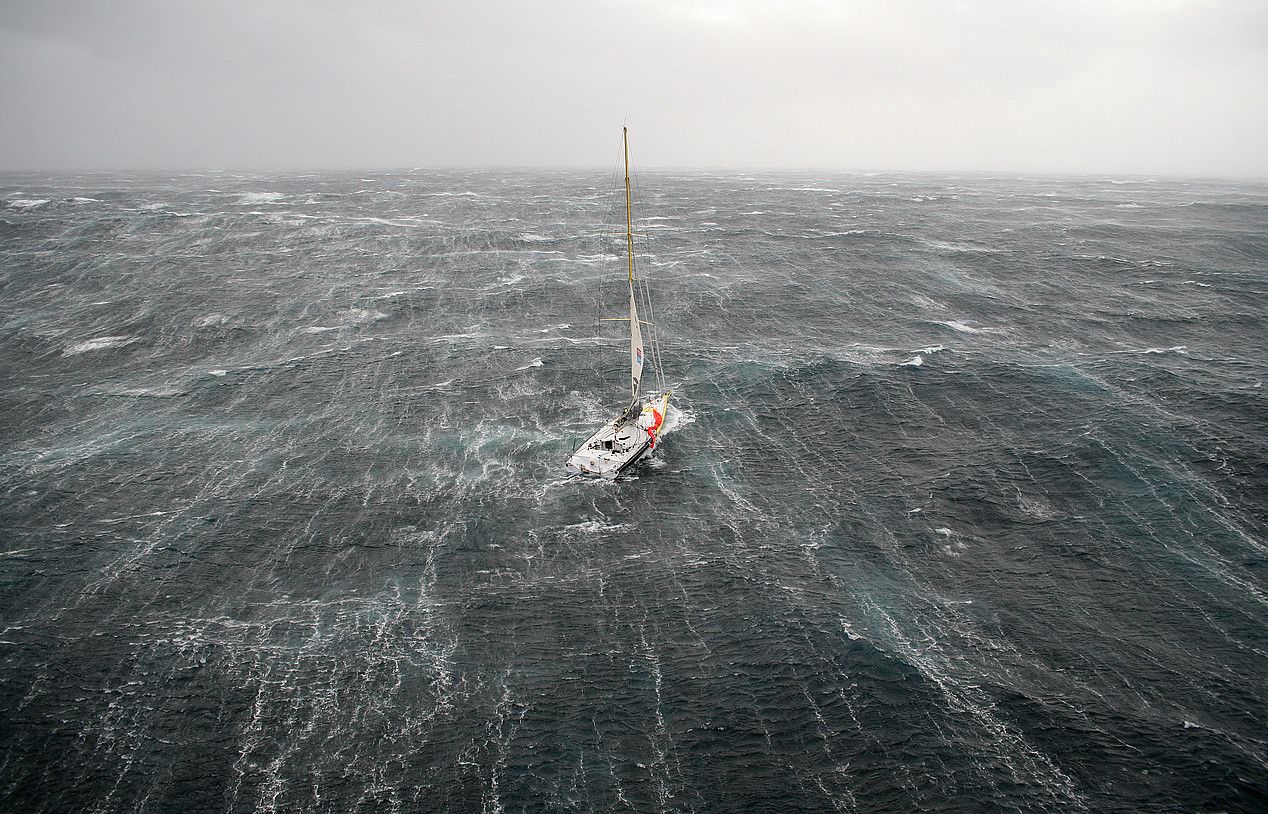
(629, 289, 644, 401)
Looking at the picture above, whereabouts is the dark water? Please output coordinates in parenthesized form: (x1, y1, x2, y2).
(1, 168, 1265, 813)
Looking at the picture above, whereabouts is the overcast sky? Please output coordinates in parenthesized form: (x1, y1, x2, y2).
(2, 0, 1265, 175)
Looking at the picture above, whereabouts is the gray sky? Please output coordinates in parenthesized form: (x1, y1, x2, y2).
(2, 0, 1266, 175)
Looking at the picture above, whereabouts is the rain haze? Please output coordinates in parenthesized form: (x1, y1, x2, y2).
(2, 0, 1266, 175)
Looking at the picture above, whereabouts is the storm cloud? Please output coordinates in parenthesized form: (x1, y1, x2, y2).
(2, 0, 1265, 174)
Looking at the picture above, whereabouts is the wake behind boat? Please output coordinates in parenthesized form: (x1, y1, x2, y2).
(565, 128, 672, 478)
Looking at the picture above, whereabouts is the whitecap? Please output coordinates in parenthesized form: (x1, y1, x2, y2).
(7, 199, 50, 209)
(1109, 346, 1187, 355)
(238, 192, 285, 205)
(937, 320, 1002, 335)
(922, 238, 1001, 254)
(915, 344, 946, 355)
(519, 233, 551, 242)
(516, 358, 544, 371)
(341, 308, 388, 323)
(208, 369, 228, 377)
(117, 386, 184, 398)
(62, 336, 138, 355)
(899, 355, 923, 367)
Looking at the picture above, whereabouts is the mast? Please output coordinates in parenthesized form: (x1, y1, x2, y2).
(624, 127, 644, 408)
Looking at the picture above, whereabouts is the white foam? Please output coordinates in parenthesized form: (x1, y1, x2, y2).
(519, 233, 550, 242)
(118, 386, 183, 398)
(658, 404, 695, 436)
(915, 344, 946, 355)
(71, 196, 100, 204)
(341, 308, 388, 324)
(1108, 345, 1187, 355)
(516, 358, 544, 370)
(238, 192, 286, 205)
(208, 369, 228, 377)
(937, 320, 1002, 335)
(7, 198, 49, 209)
(923, 238, 1002, 254)
(563, 520, 628, 534)
(62, 336, 138, 355)
(899, 355, 923, 367)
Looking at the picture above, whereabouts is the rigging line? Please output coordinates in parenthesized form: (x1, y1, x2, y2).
(633, 210, 668, 393)
(629, 182, 667, 394)
(641, 283, 665, 394)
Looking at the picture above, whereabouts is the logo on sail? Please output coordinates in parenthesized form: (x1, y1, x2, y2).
(635, 347, 643, 366)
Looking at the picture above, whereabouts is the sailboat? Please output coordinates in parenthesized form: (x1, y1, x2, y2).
(565, 128, 672, 478)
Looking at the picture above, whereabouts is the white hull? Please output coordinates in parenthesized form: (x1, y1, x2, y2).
(565, 416, 652, 479)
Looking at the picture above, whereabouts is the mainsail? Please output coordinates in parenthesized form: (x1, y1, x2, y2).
(623, 126, 644, 407)
(630, 289, 644, 403)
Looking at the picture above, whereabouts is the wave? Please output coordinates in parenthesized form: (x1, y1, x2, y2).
(1106, 345, 1188, 355)
(935, 320, 1003, 335)
(62, 336, 139, 355)
(237, 192, 286, 205)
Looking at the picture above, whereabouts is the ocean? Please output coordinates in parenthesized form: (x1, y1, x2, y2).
(1, 168, 1265, 813)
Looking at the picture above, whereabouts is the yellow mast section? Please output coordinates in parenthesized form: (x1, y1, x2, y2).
(623, 127, 634, 285)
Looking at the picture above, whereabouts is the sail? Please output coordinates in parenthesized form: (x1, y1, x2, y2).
(630, 288, 644, 402)
(622, 125, 645, 406)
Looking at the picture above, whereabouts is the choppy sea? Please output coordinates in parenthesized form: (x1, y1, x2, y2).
(1, 168, 1265, 813)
